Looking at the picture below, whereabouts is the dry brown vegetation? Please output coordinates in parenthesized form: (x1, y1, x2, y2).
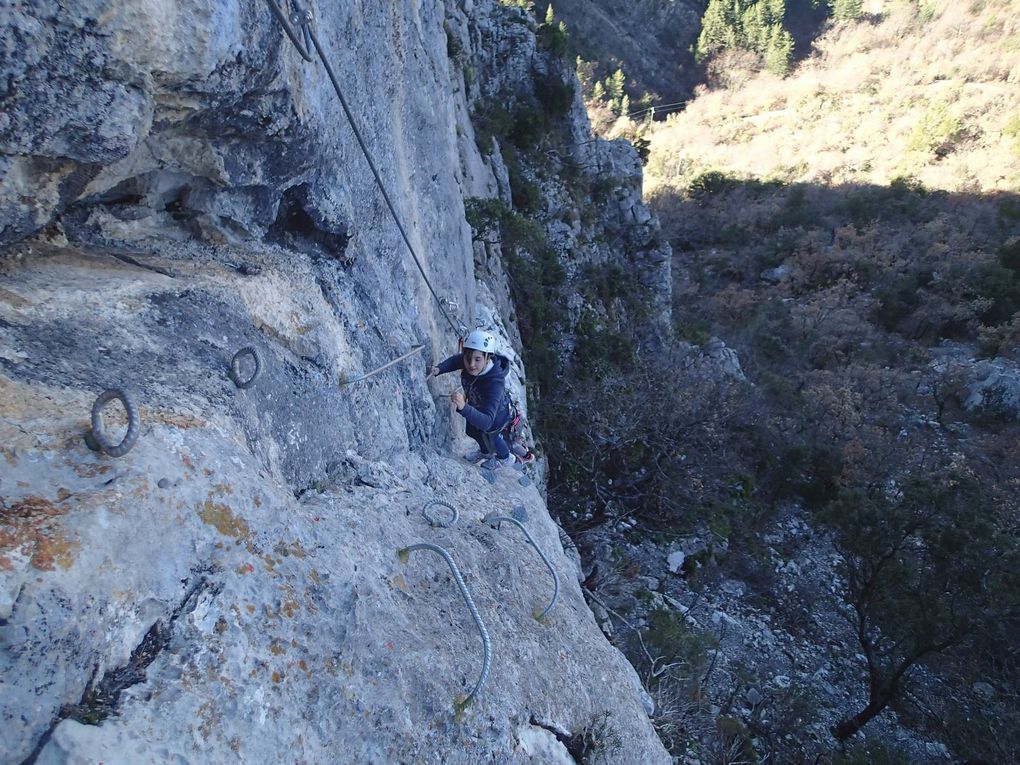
(646, 0, 1020, 195)
(610, 1, 1020, 759)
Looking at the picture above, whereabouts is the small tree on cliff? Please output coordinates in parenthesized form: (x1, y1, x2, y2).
(821, 474, 1020, 741)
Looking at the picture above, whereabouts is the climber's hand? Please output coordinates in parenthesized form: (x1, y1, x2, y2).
(451, 391, 465, 411)
(425, 365, 439, 379)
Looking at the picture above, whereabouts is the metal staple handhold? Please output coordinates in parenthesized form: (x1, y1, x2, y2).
(483, 512, 559, 620)
(230, 347, 261, 389)
(398, 543, 491, 707)
(87, 388, 140, 457)
(422, 499, 459, 528)
(339, 345, 423, 386)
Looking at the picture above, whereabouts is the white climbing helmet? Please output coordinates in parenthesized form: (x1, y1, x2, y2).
(463, 329, 496, 354)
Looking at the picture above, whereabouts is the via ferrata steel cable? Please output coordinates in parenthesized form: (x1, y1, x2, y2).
(263, 0, 464, 337)
(399, 543, 491, 706)
(482, 512, 559, 620)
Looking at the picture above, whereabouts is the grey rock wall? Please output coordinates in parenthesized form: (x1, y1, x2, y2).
(1, 1, 670, 763)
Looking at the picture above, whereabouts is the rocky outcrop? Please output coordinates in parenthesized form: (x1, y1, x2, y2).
(1, 1, 670, 763)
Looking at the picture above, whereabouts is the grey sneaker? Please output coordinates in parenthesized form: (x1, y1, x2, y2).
(482, 455, 515, 470)
(464, 449, 490, 462)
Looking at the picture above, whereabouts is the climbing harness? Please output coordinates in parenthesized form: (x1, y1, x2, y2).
(85, 388, 140, 457)
(261, 0, 466, 338)
(422, 498, 459, 528)
(399, 542, 491, 706)
(482, 512, 559, 620)
(501, 401, 536, 464)
(339, 344, 423, 385)
(230, 347, 262, 389)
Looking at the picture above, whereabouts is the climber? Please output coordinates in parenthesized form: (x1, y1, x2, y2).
(426, 330, 516, 470)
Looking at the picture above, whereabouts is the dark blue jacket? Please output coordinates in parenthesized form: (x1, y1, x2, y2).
(437, 352, 512, 433)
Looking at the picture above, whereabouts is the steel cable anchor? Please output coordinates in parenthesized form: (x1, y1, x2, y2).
(397, 542, 491, 710)
(482, 511, 559, 621)
(263, 0, 315, 61)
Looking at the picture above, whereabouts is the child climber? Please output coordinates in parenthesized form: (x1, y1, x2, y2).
(426, 330, 515, 470)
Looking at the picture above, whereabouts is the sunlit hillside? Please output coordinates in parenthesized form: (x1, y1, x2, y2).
(646, 0, 1020, 194)
(622, 2, 1020, 760)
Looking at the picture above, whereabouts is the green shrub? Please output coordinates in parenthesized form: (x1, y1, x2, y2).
(537, 19, 570, 58)
(471, 103, 514, 154)
(716, 716, 759, 764)
(830, 737, 914, 765)
(572, 310, 634, 379)
(509, 104, 549, 147)
(871, 273, 926, 331)
(1005, 112, 1020, 157)
(464, 198, 565, 396)
(965, 259, 1020, 325)
(842, 177, 931, 224)
(775, 443, 843, 508)
(535, 75, 575, 119)
(998, 238, 1020, 273)
(907, 99, 963, 155)
(509, 163, 542, 214)
(687, 170, 741, 196)
(644, 608, 717, 668)
(675, 321, 712, 347)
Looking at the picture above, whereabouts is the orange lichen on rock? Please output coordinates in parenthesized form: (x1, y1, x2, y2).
(142, 408, 207, 429)
(281, 598, 300, 618)
(69, 460, 113, 478)
(199, 498, 251, 539)
(0, 495, 80, 571)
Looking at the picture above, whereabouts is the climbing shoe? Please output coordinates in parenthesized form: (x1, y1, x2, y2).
(464, 448, 491, 463)
(482, 455, 515, 470)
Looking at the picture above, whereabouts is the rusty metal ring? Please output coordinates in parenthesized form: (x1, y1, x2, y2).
(230, 347, 261, 389)
(88, 388, 140, 457)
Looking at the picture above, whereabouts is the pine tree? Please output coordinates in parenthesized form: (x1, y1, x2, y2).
(696, 0, 734, 60)
(606, 68, 627, 114)
(832, 0, 862, 21)
(764, 24, 794, 76)
(592, 80, 605, 102)
(545, 3, 555, 24)
(741, 4, 765, 50)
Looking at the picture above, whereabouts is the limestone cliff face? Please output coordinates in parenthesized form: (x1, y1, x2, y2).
(1, 1, 669, 764)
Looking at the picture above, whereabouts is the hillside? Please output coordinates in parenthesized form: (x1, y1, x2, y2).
(647, 0, 1020, 192)
(538, 0, 706, 108)
(614, 0, 1020, 762)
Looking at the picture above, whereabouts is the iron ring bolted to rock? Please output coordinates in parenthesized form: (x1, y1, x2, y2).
(229, 347, 261, 389)
(86, 388, 140, 457)
(398, 543, 491, 708)
(483, 512, 559, 621)
(422, 499, 459, 528)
